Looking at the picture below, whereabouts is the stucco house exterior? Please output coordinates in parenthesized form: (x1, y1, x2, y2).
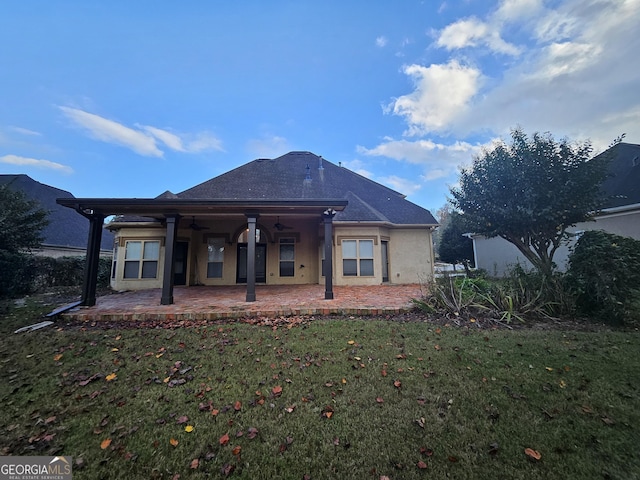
(58, 152, 437, 306)
(471, 142, 640, 276)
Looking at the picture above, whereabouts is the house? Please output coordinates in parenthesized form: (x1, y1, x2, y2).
(57, 152, 438, 306)
(471, 142, 640, 276)
(0, 174, 113, 257)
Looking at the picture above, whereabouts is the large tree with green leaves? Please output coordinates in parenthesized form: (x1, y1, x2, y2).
(0, 185, 49, 252)
(450, 128, 621, 277)
(438, 211, 474, 269)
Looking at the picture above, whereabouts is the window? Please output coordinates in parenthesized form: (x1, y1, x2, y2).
(207, 238, 225, 278)
(279, 238, 295, 277)
(111, 243, 118, 279)
(342, 239, 374, 276)
(124, 240, 160, 279)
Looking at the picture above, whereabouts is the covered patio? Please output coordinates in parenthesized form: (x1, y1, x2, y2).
(60, 284, 424, 322)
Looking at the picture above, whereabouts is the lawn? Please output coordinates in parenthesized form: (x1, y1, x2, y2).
(1, 294, 639, 480)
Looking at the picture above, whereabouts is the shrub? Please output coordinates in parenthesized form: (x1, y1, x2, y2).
(0, 254, 112, 298)
(566, 230, 640, 324)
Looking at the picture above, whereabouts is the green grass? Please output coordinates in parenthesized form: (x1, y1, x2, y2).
(1, 295, 639, 479)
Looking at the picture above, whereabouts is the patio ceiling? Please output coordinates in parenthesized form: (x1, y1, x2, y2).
(57, 198, 348, 220)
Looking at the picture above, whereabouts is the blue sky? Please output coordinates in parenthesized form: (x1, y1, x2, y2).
(1, 0, 639, 216)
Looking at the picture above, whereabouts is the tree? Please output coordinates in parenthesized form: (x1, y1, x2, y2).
(438, 211, 475, 269)
(450, 127, 622, 277)
(0, 185, 49, 252)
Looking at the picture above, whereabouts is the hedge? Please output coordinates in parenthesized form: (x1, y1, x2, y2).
(0, 252, 111, 298)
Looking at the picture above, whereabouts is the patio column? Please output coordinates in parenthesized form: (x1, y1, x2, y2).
(81, 212, 105, 306)
(245, 214, 258, 302)
(323, 209, 336, 300)
(161, 214, 181, 305)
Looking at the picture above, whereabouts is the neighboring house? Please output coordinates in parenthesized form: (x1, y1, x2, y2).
(58, 151, 438, 306)
(0, 174, 113, 257)
(471, 142, 640, 276)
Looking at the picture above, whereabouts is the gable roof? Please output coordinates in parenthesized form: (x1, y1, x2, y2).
(597, 142, 640, 208)
(0, 174, 113, 250)
(178, 151, 437, 225)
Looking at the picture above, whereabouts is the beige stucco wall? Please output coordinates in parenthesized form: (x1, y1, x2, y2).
(330, 225, 434, 286)
(110, 225, 166, 291)
(387, 228, 435, 284)
(110, 220, 435, 290)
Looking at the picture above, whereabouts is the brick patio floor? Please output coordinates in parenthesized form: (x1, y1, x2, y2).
(62, 284, 425, 322)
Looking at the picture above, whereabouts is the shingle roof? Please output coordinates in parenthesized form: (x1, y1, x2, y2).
(0, 174, 113, 249)
(178, 151, 437, 225)
(598, 142, 640, 208)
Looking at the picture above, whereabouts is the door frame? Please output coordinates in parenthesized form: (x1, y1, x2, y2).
(236, 243, 267, 283)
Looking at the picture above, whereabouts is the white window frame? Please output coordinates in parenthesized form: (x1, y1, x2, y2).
(206, 237, 225, 278)
(123, 240, 160, 279)
(342, 239, 374, 277)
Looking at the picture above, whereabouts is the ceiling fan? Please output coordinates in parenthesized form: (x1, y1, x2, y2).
(189, 216, 209, 231)
(274, 216, 293, 231)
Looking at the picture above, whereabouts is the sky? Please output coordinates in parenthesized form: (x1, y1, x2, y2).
(1, 0, 639, 216)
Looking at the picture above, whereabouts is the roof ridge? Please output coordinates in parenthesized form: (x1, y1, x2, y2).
(343, 191, 390, 222)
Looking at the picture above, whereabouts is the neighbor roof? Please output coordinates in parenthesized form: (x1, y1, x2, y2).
(178, 151, 437, 225)
(1, 174, 113, 249)
(598, 142, 640, 208)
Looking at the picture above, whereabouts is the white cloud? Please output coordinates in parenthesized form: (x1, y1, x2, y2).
(0, 154, 73, 174)
(341, 158, 374, 178)
(437, 17, 521, 55)
(185, 132, 224, 153)
(9, 126, 42, 136)
(59, 106, 163, 157)
(138, 125, 185, 152)
(389, 61, 481, 135)
(376, 36, 388, 48)
(380, 175, 422, 196)
(246, 135, 291, 158)
(495, 0, 543, 22)
(358, 138, 487, 184)
(59, 106, 224, 157)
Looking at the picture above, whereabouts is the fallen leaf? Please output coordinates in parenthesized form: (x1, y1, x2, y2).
(420, 447, 434, 457)
(184, 425, 194, 433)
(190, 458, 199, 469)
(211, 409, 220, 416)
(100, 438, 112, 449)
(232, 445, 242, 456)
(393, 380, 402, 389)
(176, 415, 189, 424)
(247, 427, 259, 439)
(53, 354, 63, 361)
(234, 401, 242, 411)
(219, 433, 230, 445)
(524, 448, 542, 461)
(170, 438, 178, 447)
(545, 367, 554, 371)
(105, 373, 117, 382)
(417, 460, 428, 469)
(434, 345, 441, 351)
(272, 385, 283, 396)
(376, 397, 384, 404)
(111, 348, 119, 352)
(381, 369, 387, 377)
(347, 340, 355, 345)
(221, 464, 235, 476)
